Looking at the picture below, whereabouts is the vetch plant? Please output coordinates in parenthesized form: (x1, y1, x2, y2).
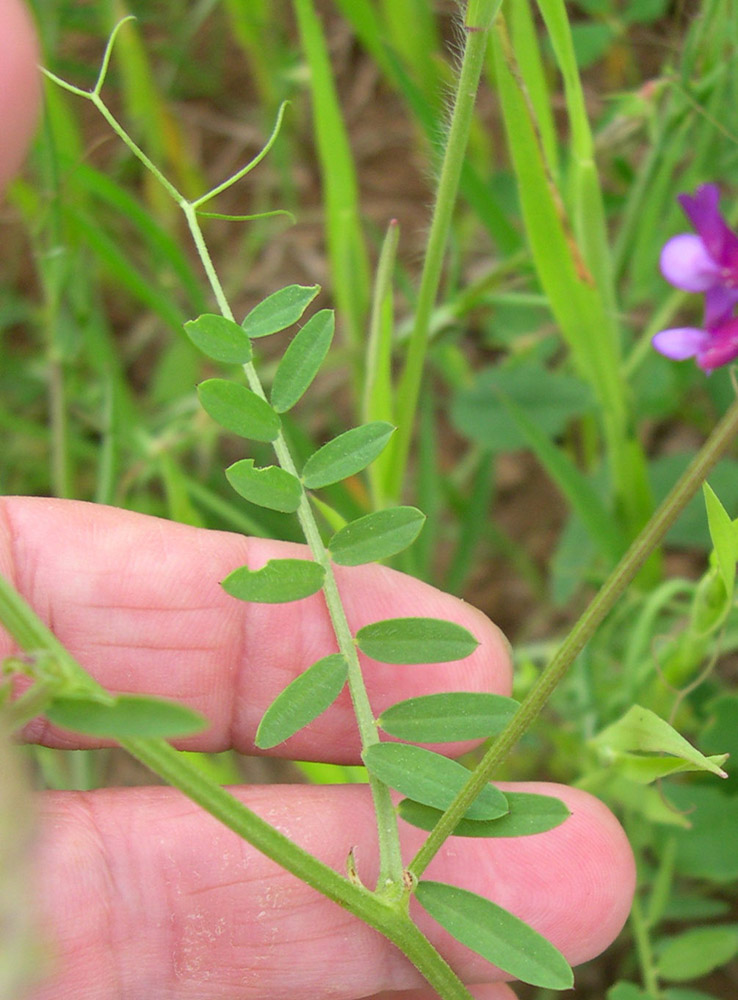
(2, 4, 738, 999)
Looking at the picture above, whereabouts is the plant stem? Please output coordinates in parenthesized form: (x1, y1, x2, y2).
(119, 737, 476, 998)
(180, 202, 404, 888)
(386, 0, 503, 501)
(0, 570, 472, 998)
(411, 394, 738, 877)
(44, 41, 407, 895)
(630, 892, 663, 998)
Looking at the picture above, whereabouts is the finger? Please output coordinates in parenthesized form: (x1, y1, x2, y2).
(0, 0, 41, 193)
(29, 781, 633, 1000)
(1, 498, 511, 760)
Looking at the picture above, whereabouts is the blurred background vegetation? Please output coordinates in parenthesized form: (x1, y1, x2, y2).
(4, 1, 738, 997)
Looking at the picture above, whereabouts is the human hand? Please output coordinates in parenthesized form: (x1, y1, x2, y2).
(1, 11, 633, 998)
(3, 498, 635, 1000)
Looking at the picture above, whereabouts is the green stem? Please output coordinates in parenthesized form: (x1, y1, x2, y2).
(630, 892, 663, 998)
(191, 102, 289, 209)
(43, 44, 408, 891)
(411, 394, 738, 877)
(122, 734, 478, 999)
(365, 218, 400, 509)
(3, 680, 57, 731)
(180, 203, 404, 889)
(0, 571, 472, 998)
(119, 740, 474, 999)
(386, 0, 503, 501)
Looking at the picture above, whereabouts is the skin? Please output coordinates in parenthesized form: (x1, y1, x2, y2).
(0, 7, 636, 1000)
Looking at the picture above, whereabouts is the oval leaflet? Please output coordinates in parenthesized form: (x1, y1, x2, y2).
(355, 617, 479, 665)
(242, 284, 320, 339)
(222, 558, 325, 603)
(256, 653, 348, 749)
(198, 379, 281, 442)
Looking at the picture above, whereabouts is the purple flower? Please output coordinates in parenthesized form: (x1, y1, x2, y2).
(652, 184, 738, 373)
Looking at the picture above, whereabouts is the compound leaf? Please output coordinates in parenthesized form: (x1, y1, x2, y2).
(356, 617, 479, 664)
(415, 881, 573, 990)
(329, 506, 425, 565)
(362, 743, 508, 820)
(184, 314, 253, 364)
(377, 691, 518, 742)
(302, 422, 395, 489)
(226, 460, 303, 512)
(242, 284, 320, 338)
(271, 309, 335, 412)
(198, 379, 281, 441)
(256, 653, 348, 748)
(222, 559, 325, 603)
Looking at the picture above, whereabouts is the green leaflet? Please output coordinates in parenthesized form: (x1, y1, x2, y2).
(415, 881, 574, 990)
(241, 283, 320, 338)
(271, 309, 334, 412)
(184, 314, 253, 364)
(657, 925, 738, 982)
(593, 705, 728, 779)
(703, 482, 737, 599)
(302, 422, 395, 489)
(594, 750, 729, 785)
(355, 617, 479, 664)
(222, 558, 325, 603)
(256, 653, 348, 748)
(198, 379, 281, 441)
(225, 460, 303, 513)
(377, 691, 518, 742)
(398, 791, 570, 837)
(363, 743, 508, 820)
(328, 506, 425, 566)
(45, 694, 207, 739)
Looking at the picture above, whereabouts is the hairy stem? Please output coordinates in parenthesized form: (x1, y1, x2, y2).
(386, 0, 504, 501)
(411, 394, 738, 876)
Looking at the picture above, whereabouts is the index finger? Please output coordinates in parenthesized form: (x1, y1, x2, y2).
(1, 498, 512, 761)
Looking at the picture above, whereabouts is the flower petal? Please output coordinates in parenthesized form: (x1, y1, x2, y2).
(652, 327, 710, 361)
(659, 234, 721, 291)
(678, 184, 738, 274)
(704, 285, 738, 329)
(697, 317, 738, 372)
